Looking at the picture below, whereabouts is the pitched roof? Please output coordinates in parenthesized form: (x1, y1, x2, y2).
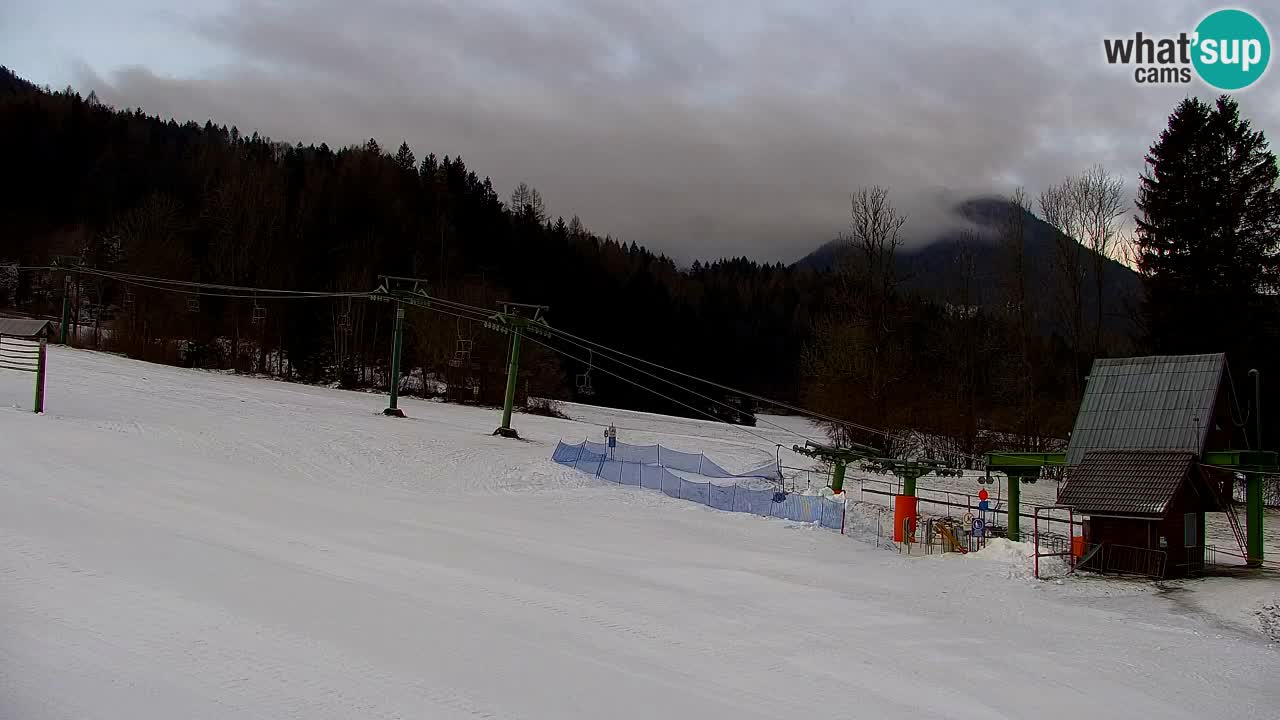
(1065, 353, 1225, 466)
(1058, 450, 1195, 516)
(0, 318, 51, 339)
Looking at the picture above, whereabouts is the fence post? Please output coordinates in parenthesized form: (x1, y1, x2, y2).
(34, 337, 47, 414)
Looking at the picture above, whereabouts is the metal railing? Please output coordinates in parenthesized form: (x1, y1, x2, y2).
(1076, 543, 1167, 579)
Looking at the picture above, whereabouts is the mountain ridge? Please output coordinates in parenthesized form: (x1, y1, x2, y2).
(793, 196, 1143, 335)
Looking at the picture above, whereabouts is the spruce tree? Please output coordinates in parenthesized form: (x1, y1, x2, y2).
(1135, 96, 1280, 354)
(393, 142, 415, 171)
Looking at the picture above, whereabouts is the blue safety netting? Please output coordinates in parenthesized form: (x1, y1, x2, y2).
(552, 439, 846, 532)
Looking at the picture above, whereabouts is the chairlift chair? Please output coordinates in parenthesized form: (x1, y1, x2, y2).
(451, 318, 475, 367)
(336, 298, 353, 334)
(575, 350, 595, 396)
(251, 298, 266, 325)
(187, 296, 201, 313)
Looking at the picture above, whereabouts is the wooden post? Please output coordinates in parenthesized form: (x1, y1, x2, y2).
(34, 337, 47, 414)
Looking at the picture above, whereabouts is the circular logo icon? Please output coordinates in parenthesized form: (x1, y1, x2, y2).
(1193, 9, 1271, 90)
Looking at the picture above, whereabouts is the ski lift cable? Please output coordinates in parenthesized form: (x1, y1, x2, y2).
(418, 302, 811, 446)
(74, 267, 357, 297)
(517, 331, 789, 454)
(73, 270, 367, 300)
(414, 299, 865, 454)
(545, 327, 816, 445)
(418, 302, 782, 448)
(543, 324, 994, 466)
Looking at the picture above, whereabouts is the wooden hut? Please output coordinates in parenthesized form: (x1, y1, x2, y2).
(1057, 353, 1241, 578)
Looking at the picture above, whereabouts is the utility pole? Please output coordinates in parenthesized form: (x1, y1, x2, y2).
(492, 302, 550, 439)
(370, 275, 432, 418)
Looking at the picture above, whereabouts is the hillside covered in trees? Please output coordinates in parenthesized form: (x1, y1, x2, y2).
(6, 68, 1273, 460)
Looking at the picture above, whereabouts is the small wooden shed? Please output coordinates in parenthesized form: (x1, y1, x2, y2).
(0, 317, 52, 340)
(0, 317, 52, 413)
(1059, 450, 1229, 578)
(1057, 353, 1240, 578)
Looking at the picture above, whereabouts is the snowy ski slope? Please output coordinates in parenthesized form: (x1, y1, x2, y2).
(1, 347, 1277, 719)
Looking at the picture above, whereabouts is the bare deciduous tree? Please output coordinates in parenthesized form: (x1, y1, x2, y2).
(1076, 165, 1127, 355)
(804, 186, 909, 449)
(1039, 165, 1125, 395)
(510, 182, 546, 224)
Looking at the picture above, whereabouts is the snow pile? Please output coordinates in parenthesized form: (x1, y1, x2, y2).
(965, 538, 1069, 581)
(1255, 601, 1280, 643)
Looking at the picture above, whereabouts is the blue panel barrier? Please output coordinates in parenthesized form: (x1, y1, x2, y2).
(709, 484, 735, 511)
(661, 448, 704, 473)
(662, 472, 681, 499)
(551, 441, 582, 464)
(620, 462, 642, 487)
(639, 464, 664, 490)
(821, 498, 845, 530)
(552, 438, 843, 534)
(698, 457, 733, 477)
(682, 479, 710, 506)
(616, 443, 660, 464)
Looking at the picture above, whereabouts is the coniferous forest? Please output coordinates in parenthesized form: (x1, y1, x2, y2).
(2, 67, 1278, 461)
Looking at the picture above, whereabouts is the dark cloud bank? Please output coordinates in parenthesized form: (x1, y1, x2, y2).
(74, 0, 1280, 263)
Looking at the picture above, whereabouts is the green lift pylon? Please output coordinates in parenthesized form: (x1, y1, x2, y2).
(492, 302, 551, 439)
(984, 452, 1063, 541)
(866, 457, 964, 496)
(385, 302, 406, 417)
(791, 441, 961, 496)
(51, 258, 77, 345)
(791, 440, 881, 494)
(370, 275, 434, 418)
(1203, 449, 1276, 566)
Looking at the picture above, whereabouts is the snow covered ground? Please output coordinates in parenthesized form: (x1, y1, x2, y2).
(1, 347, 1277, 719)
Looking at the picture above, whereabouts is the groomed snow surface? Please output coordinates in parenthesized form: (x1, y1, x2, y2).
(1, 347, 1277, 719)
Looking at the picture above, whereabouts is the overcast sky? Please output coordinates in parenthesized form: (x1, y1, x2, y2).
(4, 1, 1278, 262)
